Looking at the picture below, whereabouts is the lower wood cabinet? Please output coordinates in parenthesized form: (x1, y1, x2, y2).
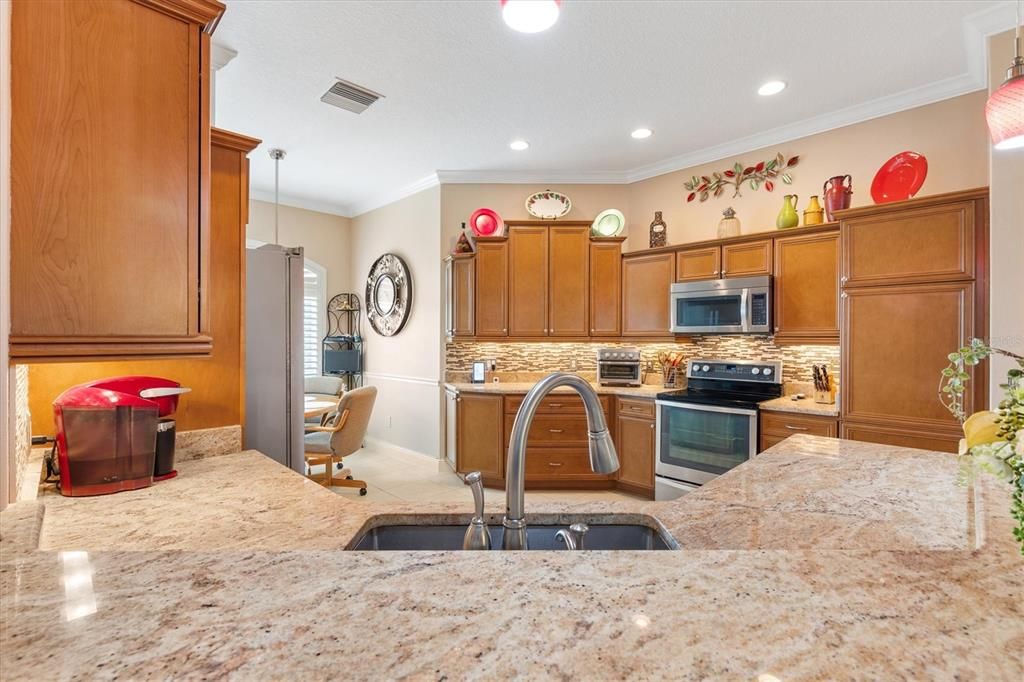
(614, 398, 656, 497)
(759, 411, 838, 453)
(622, 252, 675, 337)
(456, 393, 505, 484)
(839, 420, 962, 454)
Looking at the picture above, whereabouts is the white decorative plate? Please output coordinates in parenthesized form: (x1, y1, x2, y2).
(591, 209, 625, 237)
(525, 190, 572, 220)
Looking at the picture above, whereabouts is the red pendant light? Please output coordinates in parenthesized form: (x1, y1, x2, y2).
(986, 2, 1024, 150)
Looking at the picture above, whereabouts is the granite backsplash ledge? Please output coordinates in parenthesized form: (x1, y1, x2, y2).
(446, 338, 840, 385)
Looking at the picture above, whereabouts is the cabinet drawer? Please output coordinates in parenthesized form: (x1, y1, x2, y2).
(760, 411, 838, 438)
(504, 414, 590, 445)
(759, 433, 790, 453)
(840, 420, 961, 454)
(523, 448, 611, 479)
(617, 397, 655, 418)
(505, 394, 611, 415)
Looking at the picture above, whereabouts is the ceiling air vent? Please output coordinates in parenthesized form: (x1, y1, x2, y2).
(320, 78, 384, 114)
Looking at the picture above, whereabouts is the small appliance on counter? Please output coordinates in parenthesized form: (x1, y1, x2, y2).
(596, 347, 642, 386)
(655, 359, 782, 500)
(51, 376, 190, 497)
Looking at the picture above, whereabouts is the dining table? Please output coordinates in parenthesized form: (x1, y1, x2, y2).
(303, 394, 339, 420)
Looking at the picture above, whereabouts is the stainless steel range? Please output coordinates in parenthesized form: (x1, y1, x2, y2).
(596, 347, 642, 387)
(655, 358, 782, 500)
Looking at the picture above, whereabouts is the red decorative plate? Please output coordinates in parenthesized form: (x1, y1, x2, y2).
(871, 151, 928, 204)
(468, 208, 504, 237)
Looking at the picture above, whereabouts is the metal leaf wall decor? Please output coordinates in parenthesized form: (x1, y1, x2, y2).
(685, 153, 800, 202)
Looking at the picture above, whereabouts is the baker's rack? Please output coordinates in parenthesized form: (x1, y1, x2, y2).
(322, 293, 363, 391)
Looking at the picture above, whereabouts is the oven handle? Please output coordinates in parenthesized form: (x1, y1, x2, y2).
(655, 400, 758, 416)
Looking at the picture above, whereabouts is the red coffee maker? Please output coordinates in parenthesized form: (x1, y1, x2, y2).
(53, 376, 190, 497)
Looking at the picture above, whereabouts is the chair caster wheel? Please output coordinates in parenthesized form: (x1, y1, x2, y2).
(346, 475, 354, 480)
(359, 488, 367, 496)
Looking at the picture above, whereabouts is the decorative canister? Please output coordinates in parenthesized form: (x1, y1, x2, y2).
(823, 175, 853, 221)
(649, 211, 667, 248)
(717, 207, 741, 238)
(803, 195, 824, 226)
(776, 194, 800, 229)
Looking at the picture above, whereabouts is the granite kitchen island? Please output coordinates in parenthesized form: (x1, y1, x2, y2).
(1, 435, 1021, 680)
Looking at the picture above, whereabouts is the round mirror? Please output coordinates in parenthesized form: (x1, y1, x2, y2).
(374, 275, 397, 315)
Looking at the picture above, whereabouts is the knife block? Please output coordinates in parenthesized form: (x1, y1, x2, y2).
(813, 386, 836, 404)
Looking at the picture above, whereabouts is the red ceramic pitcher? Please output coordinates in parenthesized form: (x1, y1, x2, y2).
(823, 175, 853, 221)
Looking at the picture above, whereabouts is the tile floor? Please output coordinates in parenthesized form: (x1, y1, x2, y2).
(312, 441, 643, 504)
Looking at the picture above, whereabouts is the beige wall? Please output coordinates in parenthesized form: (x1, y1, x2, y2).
(350, 187, 443, 458)
(625, 92, 990, 252)
(248, 200, 351, 300)
(987, 30, 1024, 401)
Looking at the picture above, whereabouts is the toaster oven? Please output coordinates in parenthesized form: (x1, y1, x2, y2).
(596, 348, 642, 386)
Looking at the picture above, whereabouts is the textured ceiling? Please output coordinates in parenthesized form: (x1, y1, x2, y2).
(213, 0, 1009, 216)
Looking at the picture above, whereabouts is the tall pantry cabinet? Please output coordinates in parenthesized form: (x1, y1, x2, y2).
(837, 188, 989, 453)
(10, 0, 225, 361)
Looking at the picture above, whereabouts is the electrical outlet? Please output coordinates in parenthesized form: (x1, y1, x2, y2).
(487, 359, 497, 371)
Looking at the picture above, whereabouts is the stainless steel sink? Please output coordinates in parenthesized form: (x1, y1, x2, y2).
(347, 515, 677, 551)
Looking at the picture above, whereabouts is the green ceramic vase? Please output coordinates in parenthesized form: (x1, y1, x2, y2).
(776, 194, 800, 229)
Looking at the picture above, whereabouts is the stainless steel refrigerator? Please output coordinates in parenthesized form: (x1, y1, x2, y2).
(245, 244, 305, 474)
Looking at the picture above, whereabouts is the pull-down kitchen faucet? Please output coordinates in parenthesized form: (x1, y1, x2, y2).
(502, 373, 619, 550)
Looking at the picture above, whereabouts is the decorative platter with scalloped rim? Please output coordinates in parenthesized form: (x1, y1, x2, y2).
(525, 190, 572, 220)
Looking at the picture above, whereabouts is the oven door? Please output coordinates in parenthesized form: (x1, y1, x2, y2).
(598, 361, 640, 385)
(670, 288, 746, 334)
(655, 400, 757, 486)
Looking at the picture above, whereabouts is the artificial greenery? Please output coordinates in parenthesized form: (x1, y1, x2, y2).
(940, 338, 1024, 554)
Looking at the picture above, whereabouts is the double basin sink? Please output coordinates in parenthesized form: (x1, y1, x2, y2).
(348, 514, 677, 551)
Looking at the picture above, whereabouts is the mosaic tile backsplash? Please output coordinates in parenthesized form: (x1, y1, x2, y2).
(446, 338, 840, 386)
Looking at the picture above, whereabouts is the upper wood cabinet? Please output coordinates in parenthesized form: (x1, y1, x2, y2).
(9, 0, 225, 362)
(548, 226, 590, 336)
(839, 190, 983, 287)
(622, 252, 675, 337)
(445, 254, 475, 338)
(721, 239, 772, 277)
(589, 238, 625, 336)
(676, 246, 721, 282)
(508, 225, 550, 336)
(474, 239, 508, 337)
(772, 230, 840, 344)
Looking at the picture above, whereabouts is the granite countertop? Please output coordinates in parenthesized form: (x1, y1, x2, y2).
(445, 380, 665, 399)
(759, 393, 841, 417)
(2, 436, 1021, 679)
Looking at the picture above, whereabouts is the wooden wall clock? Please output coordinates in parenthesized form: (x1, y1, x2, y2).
(366, 254, 412, 336)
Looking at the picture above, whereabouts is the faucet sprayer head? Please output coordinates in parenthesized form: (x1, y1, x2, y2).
(588, 430, 620, 474)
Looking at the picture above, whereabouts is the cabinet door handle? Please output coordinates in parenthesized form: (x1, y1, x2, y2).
(549, 403, 563, 408)
(713, 269, 719, 275)
(630, 406, 642, 411)
(650, 423, 655, 430)
(841, 292, 848, 299)
(784, 425, 809, 431)
(548, 428, 564, 433)
(774, 326, 780, 332)
(547, 462, 563, 467)
(721, 269, 726, 276)
(590, 329, 595, 333)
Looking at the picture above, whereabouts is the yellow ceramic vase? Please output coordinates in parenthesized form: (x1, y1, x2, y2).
(776, 194, 799, 229)
(804, 195, 825, 226)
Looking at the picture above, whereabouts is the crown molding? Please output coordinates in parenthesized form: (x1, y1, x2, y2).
(250, 189, 352, 219)
(348, 173, 440, 217)
(963, 2, 1020, 86)
(211, 42, 238, 72)
(435, 169, 630, 185)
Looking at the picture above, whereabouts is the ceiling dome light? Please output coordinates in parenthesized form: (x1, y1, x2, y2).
(501, 1, 560, 34)
(510, 139, 530, 151)
(631, 128, 653, 139)
(758, 80, 787, 96)
(985, 2, 1024, 150)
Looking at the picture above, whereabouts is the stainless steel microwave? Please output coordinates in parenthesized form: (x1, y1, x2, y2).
(669, 276, 771, 334)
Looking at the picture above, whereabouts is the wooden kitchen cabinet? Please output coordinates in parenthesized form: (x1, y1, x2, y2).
(839, 191, 982, 288)
(675, 246, 721, 282)
(456, 393, 505, 483)
(508, 225, 549, 336)
(473, 238, 508, 337)
(772, 230, 840, 344)
(841, 281, 976, 451)
(444, 254, 475, 337)
(10, 0, 224, 361)
(721, 239, 772, 277)
(622, 252, 675, 337)
(589, 238, 625, 336)
(614, 398, 656, 498)
(548, 226, 590, 336)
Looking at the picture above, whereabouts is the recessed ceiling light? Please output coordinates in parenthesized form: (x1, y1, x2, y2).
(510, 140, 530, 151)
(501, 0, 560, 34)
(631, 128, 653, 139)
(758, 80, 787, 96)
